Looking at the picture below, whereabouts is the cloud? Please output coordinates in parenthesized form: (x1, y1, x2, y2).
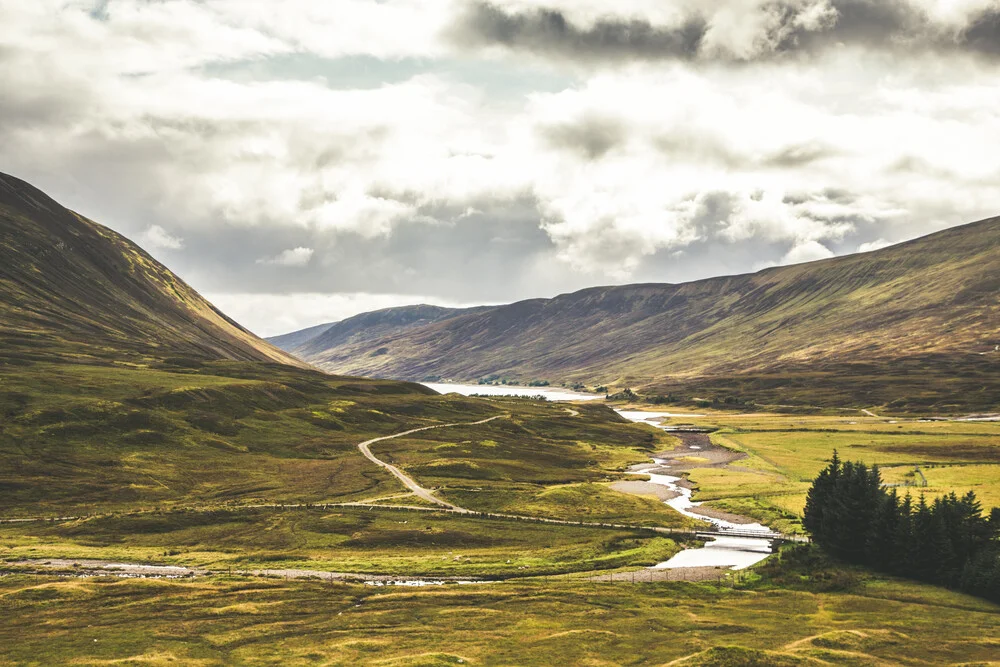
(139, 224, 184, 250)
(1, 0, 1000, 329)
(857, 238, 894, 252)
(539, 114, 627, 160)
(963, 6, 1000, 55)
(450, 2, 709, 62)
(449, 1, 1000, 62)
(257, 247, 314, 267)
(780, 240, 836, 265)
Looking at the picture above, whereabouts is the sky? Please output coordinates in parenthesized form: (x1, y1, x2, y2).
(2, 0, 1000, 337)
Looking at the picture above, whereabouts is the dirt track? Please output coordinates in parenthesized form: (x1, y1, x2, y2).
(356, 415, 506, 511)
(4, 559, 478, 584)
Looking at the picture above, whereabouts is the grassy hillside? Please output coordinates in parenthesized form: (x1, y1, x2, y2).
(0, 172, 677, 522)
(3, 173, 997, 663)
(275, 216, 1000, 411)
(280, 304, 490, 361)
(0, 172, 303, 367)
(0, 359, 676, 521)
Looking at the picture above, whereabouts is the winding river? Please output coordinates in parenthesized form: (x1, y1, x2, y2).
(424, 383, 778, 571)
(617, 411, 775, 570)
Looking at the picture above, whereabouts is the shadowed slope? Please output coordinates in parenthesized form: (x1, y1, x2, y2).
(0, 172, 304, 367)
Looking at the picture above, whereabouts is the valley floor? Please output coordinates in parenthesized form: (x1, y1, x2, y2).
(624, 407, 1000, 536)
(3, 366, 999, 664)
(1, 563, 997, 666)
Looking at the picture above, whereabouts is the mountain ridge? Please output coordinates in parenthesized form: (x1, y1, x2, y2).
(272, 215, 1000, 410)
(0, 172, 306, 368)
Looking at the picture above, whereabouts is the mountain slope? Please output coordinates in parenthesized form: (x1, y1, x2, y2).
(267, 321, 336, 352)
(271, 304, 489, 361)
(276, 216, 1000, 410)
(0, 172, 664, 522)
(0, 173, 484, 515)
(0, 172, 303, 367)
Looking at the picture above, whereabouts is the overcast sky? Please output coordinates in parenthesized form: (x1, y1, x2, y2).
(3, 1, 999, 336)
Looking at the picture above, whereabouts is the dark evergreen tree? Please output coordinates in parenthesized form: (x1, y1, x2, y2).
(866, 488, 900, 568)
(803, 450, 839, 538)
(803, 451, 1000, 603)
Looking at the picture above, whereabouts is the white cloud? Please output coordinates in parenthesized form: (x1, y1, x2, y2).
(858, 239, 893, 253)
(257, 247, 314, 267)
(780, 240, 835, 266)
(1, 0, 999, 309)
(139, 225, 184, 250)
(212, 0, 454, 59)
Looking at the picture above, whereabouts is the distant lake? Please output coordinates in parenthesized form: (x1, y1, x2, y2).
(421, 382, 603, 402)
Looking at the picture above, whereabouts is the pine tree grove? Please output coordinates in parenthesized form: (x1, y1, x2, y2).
(803, 451, 1000, 602)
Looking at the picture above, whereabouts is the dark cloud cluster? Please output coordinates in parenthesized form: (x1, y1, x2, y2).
(963, 6, 1000, 55)
(539, 114, 626, 159)
(450, 3, 707, 61)
(450, 1, 1000, 62)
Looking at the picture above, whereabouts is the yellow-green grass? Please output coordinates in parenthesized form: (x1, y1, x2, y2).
(0, 507, 685, 578)
(767, 493, 809, 516)
(881, 464, 1000, 509)
(700, 496, 807, 535)
(0, 571, 996, 666)
(356, 404, 687, 524)
(643, 410, 1000, 528)
(0, 362, 667, 523)
(443, 483, 701, 528)
(723, 430, 998, 479)
(685, 468, 808, 502)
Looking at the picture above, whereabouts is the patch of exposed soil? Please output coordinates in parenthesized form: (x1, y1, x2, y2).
(610, 480, 680, 501)
(871, 442, 1000, 462)
(651, 431, 747, 473)
(687, 506, 757, 525)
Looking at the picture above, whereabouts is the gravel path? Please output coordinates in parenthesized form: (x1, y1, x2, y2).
(356, 415, 506, 511)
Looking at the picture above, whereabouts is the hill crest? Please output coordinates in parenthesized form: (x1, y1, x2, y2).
(272, 215, 1000, 410)
(0, 172, 305, 367)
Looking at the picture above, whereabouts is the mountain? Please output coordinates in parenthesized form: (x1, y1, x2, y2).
(271, 304, 491, 362)
(0, 172, 490, 516)
(0, 172, 303, 367)
(266, 321, 336, 352)
(274, 216, 1000, 411)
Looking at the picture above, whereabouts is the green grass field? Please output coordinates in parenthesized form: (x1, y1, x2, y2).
(1, 549, 997, 666)
(2, 365, 998, 664)
(0, 363, 672, 523)
(644, 409, 1000, 533)
(0, 507, 684, 578)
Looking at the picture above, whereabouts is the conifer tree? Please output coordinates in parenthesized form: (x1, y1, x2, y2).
(803, 451, 999, 603)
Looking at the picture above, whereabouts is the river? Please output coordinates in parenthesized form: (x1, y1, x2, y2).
(617, 412, 775, 570)
(423, 383, 777, 571)
(422, 382, 603, 402)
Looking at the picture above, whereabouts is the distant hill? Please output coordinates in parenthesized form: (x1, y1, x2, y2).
(274, 217, 1000, 411)
(0, 172, 304, 367)
(270, 304, 490, 363)
(267, 321, 336, 353)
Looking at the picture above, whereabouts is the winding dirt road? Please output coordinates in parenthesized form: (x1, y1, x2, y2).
(357, 415, 506, 511)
